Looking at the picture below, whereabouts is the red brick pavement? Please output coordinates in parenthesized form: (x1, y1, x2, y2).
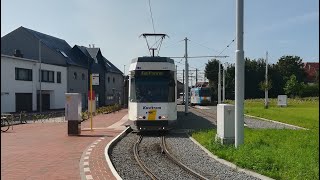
(1, 109, 128, 180)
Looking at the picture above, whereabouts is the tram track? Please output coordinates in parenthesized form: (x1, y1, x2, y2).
(133, 135, 159, 180)
(133, 134, 209, 180)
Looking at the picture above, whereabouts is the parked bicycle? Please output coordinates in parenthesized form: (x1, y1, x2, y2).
(1, 114, 12, 132)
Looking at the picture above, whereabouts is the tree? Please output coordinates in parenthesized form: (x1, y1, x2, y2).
(268, 64, 285, 97)
(283, 75, 303, 98)
(204, 59, 220, 84)
(204, 59, 222, 101)
(277, 55, 306, 82)
(259, 79, 272, 92)
(244, 58, 265, 99)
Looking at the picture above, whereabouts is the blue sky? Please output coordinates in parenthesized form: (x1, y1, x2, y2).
(1, 0, 319, 80)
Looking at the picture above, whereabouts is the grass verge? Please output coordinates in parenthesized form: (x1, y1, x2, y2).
(192, 98, 319, 180)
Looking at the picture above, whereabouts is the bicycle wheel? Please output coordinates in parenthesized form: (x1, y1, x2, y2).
(1, 119, 10, 132)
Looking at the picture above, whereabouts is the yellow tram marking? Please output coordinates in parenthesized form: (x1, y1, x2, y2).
(147, 109, 157, 120)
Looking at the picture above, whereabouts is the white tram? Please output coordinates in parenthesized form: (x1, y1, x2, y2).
(128, 56, 177, 131)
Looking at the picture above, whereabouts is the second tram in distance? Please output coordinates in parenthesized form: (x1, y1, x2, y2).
(128, 56, 177, 131)
(190, 87, 212, 105)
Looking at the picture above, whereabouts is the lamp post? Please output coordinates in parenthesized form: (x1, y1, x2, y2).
(39, 40, 42, 113)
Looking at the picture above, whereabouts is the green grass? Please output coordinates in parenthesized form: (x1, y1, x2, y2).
(192, 98, 319, 180)
(226, 98, 319, 130)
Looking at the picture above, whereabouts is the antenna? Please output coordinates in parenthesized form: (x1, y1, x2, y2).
(139, 33, 168, 57)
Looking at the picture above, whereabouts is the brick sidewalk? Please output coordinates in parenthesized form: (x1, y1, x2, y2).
(1, 109, 128, 180)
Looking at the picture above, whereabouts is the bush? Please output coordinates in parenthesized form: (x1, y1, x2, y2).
(300, 83, 319, 97)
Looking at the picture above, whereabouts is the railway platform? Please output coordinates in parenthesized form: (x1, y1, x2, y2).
(1, 109, 128, 180)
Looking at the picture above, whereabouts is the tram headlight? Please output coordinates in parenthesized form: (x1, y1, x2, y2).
(160, 115, 167, 119)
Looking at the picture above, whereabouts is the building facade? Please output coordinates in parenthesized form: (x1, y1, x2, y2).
(1, 55, 67, 113)
(1, 26, 88, 109)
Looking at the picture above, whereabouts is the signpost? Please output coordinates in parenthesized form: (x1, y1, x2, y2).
(92, 73, 99, 85)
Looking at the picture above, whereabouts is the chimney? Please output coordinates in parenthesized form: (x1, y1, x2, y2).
(92, 44, 95, 48)
(89, 44, 91, 48)
(13, 49, 23, 58)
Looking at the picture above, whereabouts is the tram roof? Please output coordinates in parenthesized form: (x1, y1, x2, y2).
(131, 56, 174, 64)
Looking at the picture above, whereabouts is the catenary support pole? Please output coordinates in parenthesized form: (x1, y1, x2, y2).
(183, 69, 185, 103)
(184, 37, 189, 114)
(265, 51, 268, 108)
(235, 0, 244, 148)
(223, 64, 225, 102)
(218, 60, 221, 104)
(90, 74, 93, 131)
(196, 68, 198, 86)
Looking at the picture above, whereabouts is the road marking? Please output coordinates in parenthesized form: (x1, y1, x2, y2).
(84, 167, 90, 172)
(86, 175, 93, 180)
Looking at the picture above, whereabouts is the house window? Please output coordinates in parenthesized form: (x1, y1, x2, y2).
(57, 72, 61, 83)
(113, 77, 115, 83)
(108, 77, 110, 83)
(73, 72, 77, 80)
(82, 73, 85, 80)
(15, 68, 32, 81)
(41, 70, 54, 83)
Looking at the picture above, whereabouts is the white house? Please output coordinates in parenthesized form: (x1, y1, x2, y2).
(1, 55, 67, 113)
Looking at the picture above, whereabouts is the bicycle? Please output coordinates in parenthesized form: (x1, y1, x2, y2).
(1, 114, 12, 132)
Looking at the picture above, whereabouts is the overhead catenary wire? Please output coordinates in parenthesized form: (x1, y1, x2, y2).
(147, 0, 158, 45)
(196, 37, 236, 69)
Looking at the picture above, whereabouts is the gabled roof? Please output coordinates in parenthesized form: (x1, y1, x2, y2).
(72, 45, 123, 74)
(22, 26, 86, 68)
(103, 57, 122, 74)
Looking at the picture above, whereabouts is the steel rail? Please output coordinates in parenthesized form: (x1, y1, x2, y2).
(161, 136, 209, 180)
(133, 135, 159, 180)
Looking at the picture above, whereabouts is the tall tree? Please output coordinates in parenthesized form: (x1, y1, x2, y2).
(204, 59, 222, 101)
(276, 55, 306, 82)
(268, 64, 285, 97)
(244, 58, 265, 98)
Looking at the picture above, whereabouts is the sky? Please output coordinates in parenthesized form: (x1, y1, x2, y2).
(1, 0, 319, 83)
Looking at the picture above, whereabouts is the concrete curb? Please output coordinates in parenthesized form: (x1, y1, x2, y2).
(104, 127, 131, 180)
(244, 114, 308, 130)
(189, 136, 275, 180)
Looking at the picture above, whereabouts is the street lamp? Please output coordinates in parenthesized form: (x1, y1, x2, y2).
(39, 39, 42, 113)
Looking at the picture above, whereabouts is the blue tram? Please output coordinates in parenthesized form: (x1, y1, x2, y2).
(190, 87, 211, 105)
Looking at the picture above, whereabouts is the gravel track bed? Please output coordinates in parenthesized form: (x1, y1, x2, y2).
(139, 136, 197, 179)
(165, 133, 260, 180)
(110, 105, 290, 180)
(110, 133, 150, 180)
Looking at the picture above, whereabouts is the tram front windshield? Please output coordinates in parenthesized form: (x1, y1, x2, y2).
(130, 70, 175, 102)
(199, 88, 211, 97)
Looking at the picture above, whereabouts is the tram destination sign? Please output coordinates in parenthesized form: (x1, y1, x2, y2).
(136, 70, 169, 77)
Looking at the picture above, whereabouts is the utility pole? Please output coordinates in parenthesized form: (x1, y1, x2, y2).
(182, 69, 185, 103)
(184, 37, 189, 114)
(124, 65, 126, 76)
(265, 51, 268, 109)
(196, 68, 198, 86)
(223, 64, 225, 102)
(235, 0, 244, 148)
(218, 60, 221, 104)
(39, 40, 42, 113)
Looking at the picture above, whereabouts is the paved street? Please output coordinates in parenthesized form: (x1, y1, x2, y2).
(1, 109, 128, 180)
